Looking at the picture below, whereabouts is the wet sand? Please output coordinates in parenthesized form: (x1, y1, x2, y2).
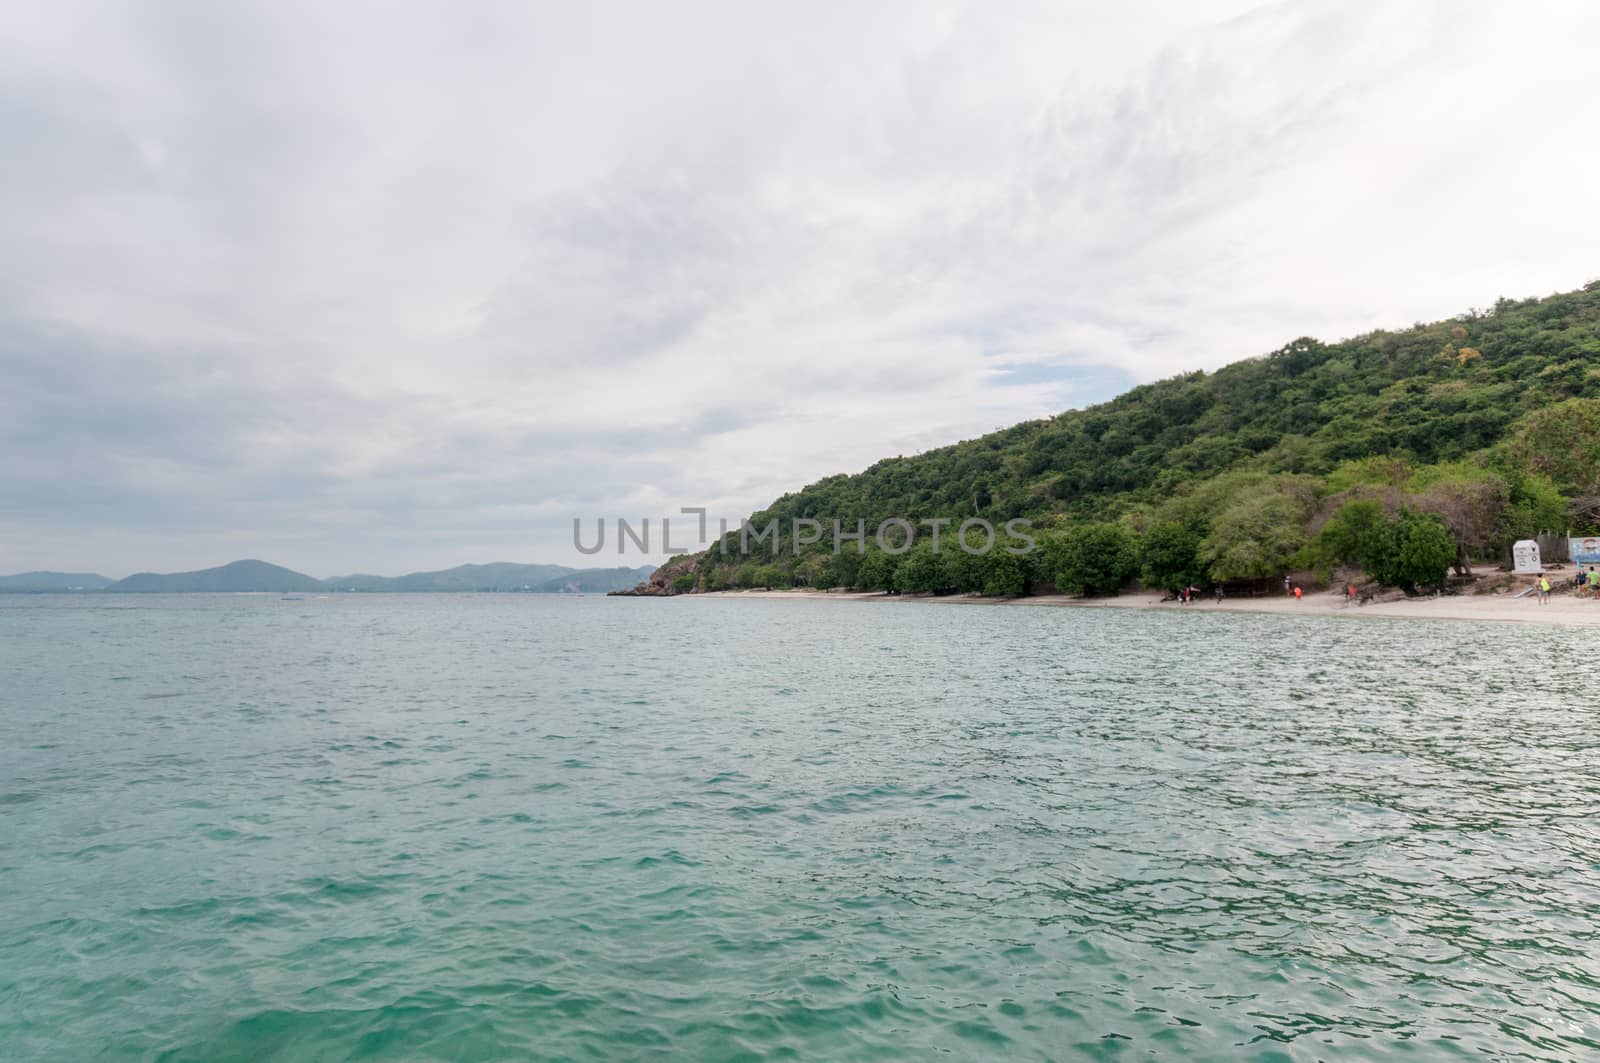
(697, 587, 1600, 626)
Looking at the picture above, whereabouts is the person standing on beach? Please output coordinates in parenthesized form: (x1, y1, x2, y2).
(1537, 575, 1551, 604)
(1293, 584, 1303, 601)
(1284, 575, 1292, 596)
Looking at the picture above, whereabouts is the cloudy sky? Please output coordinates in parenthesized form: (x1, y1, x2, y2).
(3, 0, 1597, 577)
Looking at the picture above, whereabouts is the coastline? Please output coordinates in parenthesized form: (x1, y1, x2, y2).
(693, 586, 1600, 627)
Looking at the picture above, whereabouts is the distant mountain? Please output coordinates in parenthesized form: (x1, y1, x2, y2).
(8, 559, 663, 593)
(323, 562, 577, 592)
(530, 566, 657, 594)
(109, 560, 323, 593)
(0, 571, 113, 592)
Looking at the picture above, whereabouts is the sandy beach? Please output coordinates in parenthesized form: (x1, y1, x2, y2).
(696, 586, 1600, 626)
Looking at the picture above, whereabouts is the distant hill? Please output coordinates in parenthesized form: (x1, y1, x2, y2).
(529, 566, 656, 594)
(325, 563, 655, 593)
(324, 562, 577, 592)
(109, 560, 324, 593)
(1, 560, 665, 593)
(0, 571, 113, 592)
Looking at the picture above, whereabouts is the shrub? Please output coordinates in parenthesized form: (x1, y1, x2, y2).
(1051, 522, 1141, 596)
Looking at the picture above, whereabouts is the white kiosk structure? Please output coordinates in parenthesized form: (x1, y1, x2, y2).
(1512, 540, 1542, 575)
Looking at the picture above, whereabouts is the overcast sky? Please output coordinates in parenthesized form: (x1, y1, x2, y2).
(3, 0, 1597, 577)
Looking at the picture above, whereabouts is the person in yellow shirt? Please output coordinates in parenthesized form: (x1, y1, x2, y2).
(1537, 575, 1551, 604)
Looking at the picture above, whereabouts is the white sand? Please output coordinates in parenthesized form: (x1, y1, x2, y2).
(695, 587, 1600, 627)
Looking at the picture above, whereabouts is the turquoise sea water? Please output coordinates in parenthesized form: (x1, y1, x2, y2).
(1, 594, 1597, 1061)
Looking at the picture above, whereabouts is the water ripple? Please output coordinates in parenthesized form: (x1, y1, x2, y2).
(0, 594, 1597, 1059)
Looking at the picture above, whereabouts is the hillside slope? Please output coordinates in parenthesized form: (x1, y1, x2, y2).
(669, 280, 1600, 596)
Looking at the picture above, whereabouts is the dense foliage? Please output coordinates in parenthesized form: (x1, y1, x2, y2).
(1314, 503, 1456, 592)
(1138, 522, 1209, 593)
(678, 281, 1600, 596)
(1046, 523, 1140, 596)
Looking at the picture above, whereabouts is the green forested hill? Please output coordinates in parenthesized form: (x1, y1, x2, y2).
(680, 280, 1600, 596)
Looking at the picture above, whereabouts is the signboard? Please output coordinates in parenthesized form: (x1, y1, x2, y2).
(1571, 537, 1600, 566)
(1512, 540, 1542, 574)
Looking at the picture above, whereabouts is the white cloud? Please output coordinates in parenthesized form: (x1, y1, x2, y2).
(2, 0, 1597, 575)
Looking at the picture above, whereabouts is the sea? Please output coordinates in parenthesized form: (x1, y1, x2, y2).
(1, 593, 1596, 1061)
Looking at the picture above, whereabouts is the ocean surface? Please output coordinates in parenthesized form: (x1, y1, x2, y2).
(1, 594, 1597, 1061)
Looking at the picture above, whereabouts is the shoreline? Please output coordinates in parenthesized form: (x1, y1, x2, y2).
(692, 587, 1600, 627)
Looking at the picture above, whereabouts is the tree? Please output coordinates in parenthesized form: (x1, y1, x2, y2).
(1312, 498, 1388, 573)
(1572, 495, 1600, 534)
(1499, 470, 1575, 541)
(1414, 473, 1497, 573)
(1199, 478, 1319, 581)
(810, 557, 839, 591)
(1505, 398, 1600, 495)
(829, 550, 862, 591)
(896, 542, 948, 594)
(1367, 511, 1456, 593)
(940, 544, 987, 595)
(1139, 521, 1209, 591)
(1052, 523, 1141, 596)
(855, 550, 899, 592)
(1269, 336, 1326, 377)
(752, 564, 791, 590)
(980, 551, 1028, 597)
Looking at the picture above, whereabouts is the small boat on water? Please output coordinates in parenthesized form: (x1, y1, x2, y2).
(280, 594, 305, 601)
